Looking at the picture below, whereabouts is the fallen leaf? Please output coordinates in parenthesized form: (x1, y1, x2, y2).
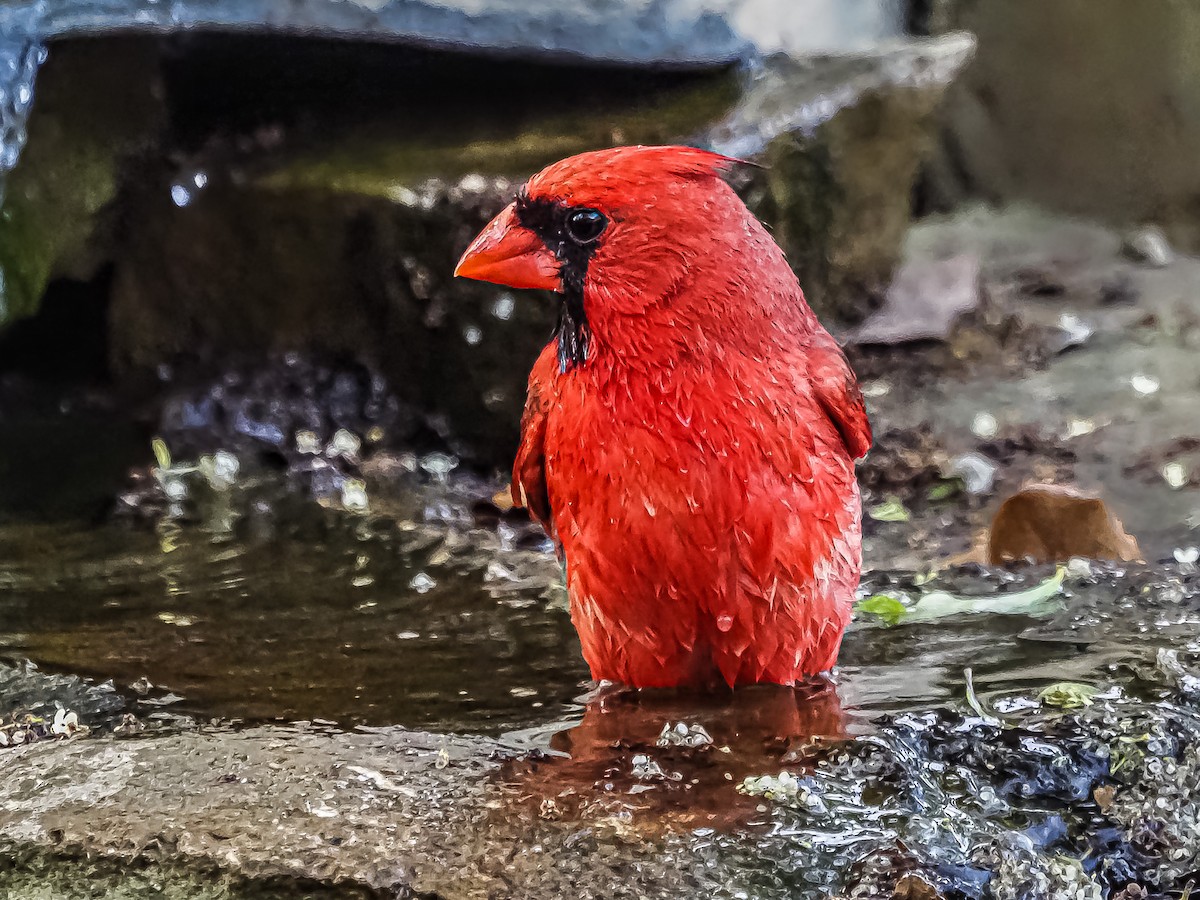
(868, 497, 911, 523)
(906, 567, 1065, 623)
(1038, 681, 1099, 710)
(926, 479, 962, 502)
(491, 487, 515, 513)
(855, 568, 1065, 628)
(1093, 784, 1117, 812)
(963, 667, 1000, 726)
(151, 436, 172, 470)
(894, 873, 943, 900)
(855, 594, 907, 625)
(986, 484, 1141, 564)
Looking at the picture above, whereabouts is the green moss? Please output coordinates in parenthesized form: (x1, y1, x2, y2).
(0, 39, 162, 328)
(0, 193, 60, 322)
(260, 74, 740, 197)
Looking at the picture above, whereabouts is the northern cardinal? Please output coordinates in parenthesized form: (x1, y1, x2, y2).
(455, 146, 870, 689)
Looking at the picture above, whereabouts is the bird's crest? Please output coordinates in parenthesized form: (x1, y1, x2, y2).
(524, 145, 749, 207)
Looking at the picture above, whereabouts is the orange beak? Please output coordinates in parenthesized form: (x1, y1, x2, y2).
(454, 203, 561, 291)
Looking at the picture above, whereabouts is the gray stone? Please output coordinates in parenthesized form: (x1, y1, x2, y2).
(924, 0, 1200, 253)
(0, 724, 719, 898)
(849, 253, 982, 344)
(20, 0, 751, 68)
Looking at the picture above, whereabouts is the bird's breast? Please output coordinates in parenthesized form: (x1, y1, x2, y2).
(541, 360, 854, 534)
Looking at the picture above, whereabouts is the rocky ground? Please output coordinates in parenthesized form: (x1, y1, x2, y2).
(1, 200, 1200, 894)
(3, 4, 1200, 898)
(0, 559, 1198, 899)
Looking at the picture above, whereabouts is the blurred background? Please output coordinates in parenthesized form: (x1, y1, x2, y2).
(1, 4, 1200, 898)
(0, 0, 1196, 550)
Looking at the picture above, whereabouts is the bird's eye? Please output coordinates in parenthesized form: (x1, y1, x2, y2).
(564, 208, 607, 245)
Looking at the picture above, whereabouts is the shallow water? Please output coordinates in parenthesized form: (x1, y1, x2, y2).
(0, 513, 586, 734)
(1, 472, 1199, 899)
(1, 499, 1196, 743)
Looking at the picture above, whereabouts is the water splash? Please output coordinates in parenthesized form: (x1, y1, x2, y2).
(0, 2, 46, 191)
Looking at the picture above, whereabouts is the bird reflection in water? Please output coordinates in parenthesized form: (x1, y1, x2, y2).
(497, 677, 854, 828)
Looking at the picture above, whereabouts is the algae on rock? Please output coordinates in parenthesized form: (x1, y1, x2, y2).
(0, 39, 162, 327)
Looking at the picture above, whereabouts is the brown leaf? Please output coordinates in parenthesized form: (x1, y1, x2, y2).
(491, 487, 515, 513)
(1093, 784, 1117, 812)
(893, 873, 944, 900)
(986, 484, 1141, 565)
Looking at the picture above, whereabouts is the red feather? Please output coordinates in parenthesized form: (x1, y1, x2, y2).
(470, 146, 871, 689)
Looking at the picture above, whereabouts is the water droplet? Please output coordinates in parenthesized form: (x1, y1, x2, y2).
(1163, 462, 1189, 489)
(491, 294, 515, 321)
(482, 387, 507, 410)
(295, 430, 321, 455)
(1130, 373, 1160, 396)
(716, 614, 734, 632)
(326, 428, 361, 461)
(1064, 418, 1095, 439)
(340, 479, 369, 512)
(971, 412, 998, 439)
(409, 572, 436, 594)
(459, 173, 488, 193)
(419, 452, 458, 483)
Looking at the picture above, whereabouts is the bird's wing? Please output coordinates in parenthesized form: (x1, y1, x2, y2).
(512, 343, 557, 536)
(807, 337, 872, 461)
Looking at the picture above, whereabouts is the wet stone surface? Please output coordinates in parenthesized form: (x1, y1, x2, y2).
(849, 205, 1200, 567)
(2, 430, 1200, 896)
(0, 614, 1199, 898)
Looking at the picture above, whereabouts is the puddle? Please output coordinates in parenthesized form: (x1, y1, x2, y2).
(1, 504, 1197, 744)
(0, 515, 587, 734)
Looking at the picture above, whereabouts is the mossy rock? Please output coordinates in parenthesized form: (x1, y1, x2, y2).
(737, 68, 951, 322)
(92, 36, 971, 466)
(0, 38, 163, 327)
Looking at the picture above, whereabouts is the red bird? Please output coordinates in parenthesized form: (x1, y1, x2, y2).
(455, 146, 871, 690)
